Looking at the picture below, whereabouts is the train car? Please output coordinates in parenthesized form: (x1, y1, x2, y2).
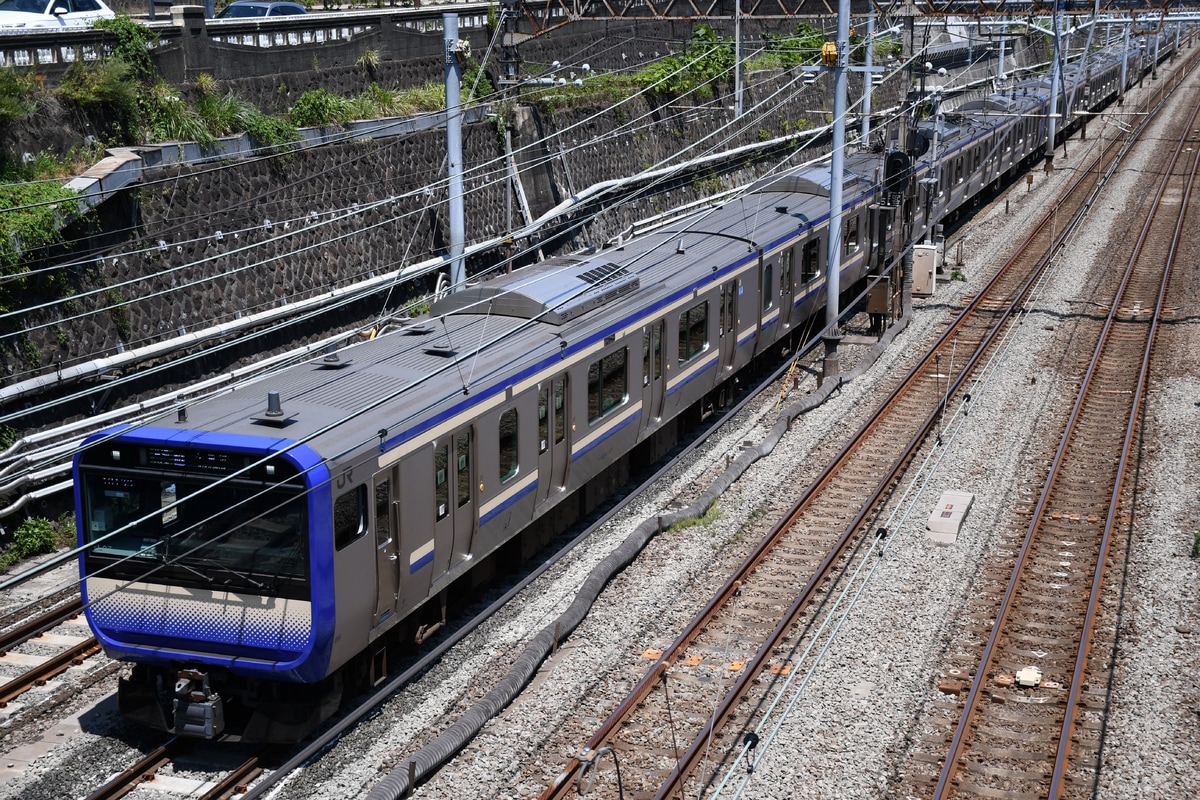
(73, 40, 1148, 742)
(75, 149, 906, 740)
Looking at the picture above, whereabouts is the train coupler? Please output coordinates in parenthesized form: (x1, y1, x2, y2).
(173, 669, 225, 739)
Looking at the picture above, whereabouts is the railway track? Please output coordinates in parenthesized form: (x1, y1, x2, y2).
(539, 51, 1197, 800)
(84, 737, 281, 800)
(0, 595, 98, 710)
(905, 68, 1200, 800)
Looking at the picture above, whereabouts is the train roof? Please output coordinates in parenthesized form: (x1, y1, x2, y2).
(142, 158, 884, 463)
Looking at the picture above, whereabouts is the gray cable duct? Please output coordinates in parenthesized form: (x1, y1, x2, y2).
(364, 294, 913, 800)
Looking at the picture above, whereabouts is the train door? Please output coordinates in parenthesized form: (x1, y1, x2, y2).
(718, 279, 739, 370)
(779, 247, 795, 329)
(432, 442, 454, 576)
(537, 375, 570, 504)
(432, 429, 474, 575)
(639, 322, 665, 430)
(372, 472, 399, 629)
(801, 234, 824, 309)
(452, 428, 475, 563)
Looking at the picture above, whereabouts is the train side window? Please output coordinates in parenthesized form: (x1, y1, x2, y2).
(538, 386, 550, 452)
(642, 329, 652, 387)
(374, 480, 390, 546)
(588, 348, 628, 424)
(334, 484, 367, 550)
(651, 323, 663, 380)
(801, 238, 821, 282)
(498, 410, 518, 483)
(435, 445, 449, 520)
(678, 302, 709, 365)
(641, 324, 664, 385)
(456, 430, 471, 506)
(553, 376, 567, 444)
(780, 248, 794, 297)
(762, 261, 773, 311)
(843, 217, 859, 255)
(954, 157, 963, 184)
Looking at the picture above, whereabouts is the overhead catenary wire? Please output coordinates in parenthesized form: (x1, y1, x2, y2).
(4, 21, 919, 584)
(0, 32, 902, 419)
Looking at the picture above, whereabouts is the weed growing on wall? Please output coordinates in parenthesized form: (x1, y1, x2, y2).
(0, 161, 80, 314)
(0, 69, 37, 126)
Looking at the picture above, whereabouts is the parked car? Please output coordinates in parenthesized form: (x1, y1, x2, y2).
(215, 0, 306, 17)
(0, 0, 113, 29)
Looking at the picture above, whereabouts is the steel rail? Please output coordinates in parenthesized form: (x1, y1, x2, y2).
(84, 737, 188, 800)
(198, 746, 283, 800)
(930, 72, 1200, 800)
(541, 59, 1180, 800)
(0, 596, 83, 654)
(0, 636, 100, 706)
(1045, 87, 1200, 800)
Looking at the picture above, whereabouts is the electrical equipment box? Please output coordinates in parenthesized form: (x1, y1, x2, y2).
(913, 243, 939, 296)
(867, 278, 891, 314)
(927, 490, 974, 544)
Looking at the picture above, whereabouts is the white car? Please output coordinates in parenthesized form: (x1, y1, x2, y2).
(0, 0, 114, 29)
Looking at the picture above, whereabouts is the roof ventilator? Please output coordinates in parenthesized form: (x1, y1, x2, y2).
(251, 390, 297, 426)
(317, 343, 353, 369)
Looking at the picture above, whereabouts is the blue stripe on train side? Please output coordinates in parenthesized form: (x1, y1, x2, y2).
(479, 479, 538, 526)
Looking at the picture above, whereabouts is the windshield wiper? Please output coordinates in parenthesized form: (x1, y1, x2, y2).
(200, 558, 267, 590)
(173, 561, 214, 584)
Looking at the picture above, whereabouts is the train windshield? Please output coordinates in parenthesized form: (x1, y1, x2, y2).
(79, 445, 309, 600)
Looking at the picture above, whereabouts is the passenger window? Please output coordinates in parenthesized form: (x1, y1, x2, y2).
(651, 323, 663, 380)
(374, 480, 390, 546)
(587, 348, 628, 424)
(678, 302, 709, 365)
(780, 248, 794, 297)
(334, 485, 367, 550)
(435, 445, 449, 520)
(456, 430, 471, 506)
(498, 410, 518, 483)
(553, 376, 567, 444)
(538, 386, 550, 452)
(762, 262, 773, 311)
(642, 329, 652, 387)
(844, 217, 859, 255)
(802, 238, 821, 282)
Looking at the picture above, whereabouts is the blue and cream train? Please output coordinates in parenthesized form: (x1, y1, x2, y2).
(74, 39, 1157, 741)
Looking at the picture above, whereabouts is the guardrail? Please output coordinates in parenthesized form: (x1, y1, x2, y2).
(0, 2, 505, 84)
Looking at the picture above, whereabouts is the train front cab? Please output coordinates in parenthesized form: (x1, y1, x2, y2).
(75, 428, 338, 741)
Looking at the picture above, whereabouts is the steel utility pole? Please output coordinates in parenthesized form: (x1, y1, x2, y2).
(445, 13, 466, 289)
(821, 0, 850, 385)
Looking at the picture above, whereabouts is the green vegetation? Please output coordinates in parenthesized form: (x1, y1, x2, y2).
(637, 24, 732, 102)
(0, 69, 37, 126)
(1, 518, 52, 568)
(0, 160, 81, 310)
(0, 515, 76, 569)
(356, 49, 382, 75)
(668, 502, 722, 533)
(749, 23, 902, 70)
(753, 23, 826, 70)
(289, 59, 493, 128)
